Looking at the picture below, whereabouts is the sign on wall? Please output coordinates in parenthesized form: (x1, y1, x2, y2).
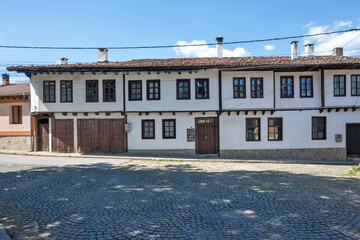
(187, 128, 195, 142)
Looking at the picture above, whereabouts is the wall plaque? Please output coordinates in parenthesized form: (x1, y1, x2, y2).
(187, 128, 195, 142)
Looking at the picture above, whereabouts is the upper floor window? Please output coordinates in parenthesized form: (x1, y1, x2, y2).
(129, 80, 142, 101)
(334, 75, 346, 97)
(43, 81, 55, 103)
(10, 106, 22, 124)
(233, 78, 246, 98)
(162, 119, 176, 139)
(86, 80, 98, 102)
(195, 79, 209, 99)
(60, 80, 73, 103)
(147, 80, 160, 100)
(103, 80, 116, 102)
(251, 78, 263, 98)
(312, 117, 326, 140)
(268, 118, 283, 141)
(142, 119, 155, 139)
(300, 76, 313, 98)
(246, 118, 260, 141)
(351, 75, 360, 96)
(177, 79, 190, 100)
(280, 76, 294, 98)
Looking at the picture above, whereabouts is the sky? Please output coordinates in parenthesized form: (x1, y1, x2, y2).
(1, 0, 360, 82)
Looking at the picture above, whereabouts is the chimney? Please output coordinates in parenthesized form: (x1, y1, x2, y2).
(305, 43, 314, 57)
(333, 47, 343, 57)
(60, 57, 68, 65)
(98, 48, 108, 62)
(216, 36, 223, 59)
(291, 41, 298, 60)
(2, 73, 10, 85)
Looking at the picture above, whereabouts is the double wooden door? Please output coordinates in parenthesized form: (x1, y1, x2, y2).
(346, 124, 360, 156)
(195, 117, 218, 154)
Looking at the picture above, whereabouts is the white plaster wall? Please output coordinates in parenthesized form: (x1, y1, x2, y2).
(31, 72, 124, 113)
(275, 71, 321, 108)
(324, 69, 360, 107)
(127, 112, 217, 150)
(125, 70, 219, 111)
(0, 102, 30, 131)
(220, 110, 360, 150)
(222, 71, 274, 110)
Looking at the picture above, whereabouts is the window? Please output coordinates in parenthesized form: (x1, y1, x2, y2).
(197, 117, 215, 124)
(280, 76, 294, 98)
(60, 80, 72, 102)
(195, 79, 209, 99)
(129, 80, 142, 101)
(233, 78, 246, 98)
(334, 75, 346, 97)
(351, 75, 360, 96)
(268, 118, 283, 141)
(142, 120, 155, 139)
(163, 119, 176, 139)
(147, 80, 160, 100)
(43, 81, 55, 103)
(10, 106, 22, 124)
(246, 118, 260, 141)
(312, 117, 326, 140)
(251, 78, 263, 98)
(300, 76, 313, 97)
(177, 79, 190, 99)
(86, 80, 98, 102)
(103, 80, 116, 102)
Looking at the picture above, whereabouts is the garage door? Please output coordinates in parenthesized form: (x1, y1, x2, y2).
(77, 119, 125, 153)
(53, 119, 74, 153)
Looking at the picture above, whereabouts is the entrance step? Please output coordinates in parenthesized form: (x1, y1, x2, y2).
(347, 156, 360, 164)
(197, 154, 219, 158)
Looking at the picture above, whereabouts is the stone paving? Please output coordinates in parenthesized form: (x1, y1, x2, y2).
(0, 155, 359, 239)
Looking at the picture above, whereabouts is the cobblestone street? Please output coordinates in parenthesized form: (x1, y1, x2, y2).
(0, 154, 359, 239)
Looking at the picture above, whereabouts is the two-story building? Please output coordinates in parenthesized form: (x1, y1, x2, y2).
(7, 41, 360, 161)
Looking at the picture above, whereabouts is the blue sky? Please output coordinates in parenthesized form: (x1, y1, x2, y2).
(1, 0, 360, 82)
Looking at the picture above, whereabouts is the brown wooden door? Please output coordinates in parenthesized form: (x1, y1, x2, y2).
(195, 117, 218, 154)
(53, 119, 74, 153)
(38, 123, 49, 151)
(346, 124, 360, 156)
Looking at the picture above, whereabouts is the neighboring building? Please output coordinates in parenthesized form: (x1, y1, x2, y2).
(0, 74, 31, 151)
(7, 40, 360, 161)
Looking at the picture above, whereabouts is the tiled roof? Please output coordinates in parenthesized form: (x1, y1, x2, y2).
(7, 56, 360, 72)
(0, 82, 30, 97)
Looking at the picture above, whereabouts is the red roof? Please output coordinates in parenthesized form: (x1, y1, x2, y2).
(0, 82, 30, 97)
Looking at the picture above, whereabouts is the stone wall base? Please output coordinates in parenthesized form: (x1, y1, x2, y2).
(220, 148, 347, 161)
(128, 149, 195, 157)
(0, 136, 31, 152)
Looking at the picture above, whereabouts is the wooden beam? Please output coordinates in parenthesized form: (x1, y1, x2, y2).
(62, 113, 67, 116)
(95, 112, 99, 115)
(262, 110, 266, 115)
(0, 98, 29, 103)
(344, 108, 348, 112)
(236, 111, 240, 115)
(159, 112, 162, 115)
(352, 107, 356, 112)
(83, 113, 88, 116)
(336, 108, 340, 112)
(0, 131, 31, 136)
(139, 112, 142, 116)
(319, 109, 324, 113)
(202, 111, 205, 115)
(145, 112, 149, 115)
(327, 108, 332, 113)
(227, 111, 231, 116)
(172, 112, 176, 115)
(72, 113, 77, 116)
(245, 110, 248, 115)
(254, 110, 257, 115)
(105, 112, 110, 116)
(270, 110, 275, 115)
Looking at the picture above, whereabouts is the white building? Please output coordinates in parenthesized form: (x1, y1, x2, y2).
(8, 41, 360, 161)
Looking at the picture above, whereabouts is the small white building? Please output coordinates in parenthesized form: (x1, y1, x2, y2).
(8, 41, 360, 161)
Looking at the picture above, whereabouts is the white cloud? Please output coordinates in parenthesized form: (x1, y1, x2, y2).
(174, 40, 250, 57)
(264, 45, 275, 51)
(303, 22, 314, 28)
(334, 20, 352, 29)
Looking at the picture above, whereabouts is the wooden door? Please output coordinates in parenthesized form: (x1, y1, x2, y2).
(38, 123, 49, 151)
(195, 117, 218, 154)
(53, 119, 74, 153)
(346, 124, 360, 156)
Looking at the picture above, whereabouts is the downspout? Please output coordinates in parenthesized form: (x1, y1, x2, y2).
(273, 71, 276, 109)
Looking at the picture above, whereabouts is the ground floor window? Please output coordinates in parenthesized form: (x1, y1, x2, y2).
(312, 117, 326, 140)
(11, 106, 22, 124)
(142, 120, 155, 139)
(246, 118, 260, 141)
(163, 119, 176, 139)
(268, 118, 282, 141)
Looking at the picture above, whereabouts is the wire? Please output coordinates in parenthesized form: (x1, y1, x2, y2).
(0, 28, 359, 50)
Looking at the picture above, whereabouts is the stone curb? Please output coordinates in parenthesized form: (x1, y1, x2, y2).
(0, 224, 11, 240)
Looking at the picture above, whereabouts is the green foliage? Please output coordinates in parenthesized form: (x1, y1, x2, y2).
(348, 164, 360, 176)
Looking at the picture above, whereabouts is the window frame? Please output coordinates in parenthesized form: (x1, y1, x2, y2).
(351, 75, 360, 96)
(10, 106, 22, 124)
(85, 80, 99, 103)
(128, 80, 142, 101)
(43, 81, 56, 103)
(146, 79, 161, 100)
(162, 119, 176, 139)
(312, 117, 327, 140)
(176, 79, 191, 100)
(268, 118, 283, 141)
(142, 119, 155, 139)
(246, 118, 261, 141)
(195, 78, 209, 99)
(103, 79, 116, 102)
(250, 78, 263, 98)
(299, 76, 313, 98)
(60, 80, 73, 103)
(333, 75, 346, 97)
(233, 77, 246, 99)
(280, 76, 294, 98)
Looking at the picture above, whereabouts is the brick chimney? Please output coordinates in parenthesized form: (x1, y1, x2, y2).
(216, 36, 223, 59)
(98, 48, 108, 62)
(2, 73, 10, 85)
(333, 47, 343, 57)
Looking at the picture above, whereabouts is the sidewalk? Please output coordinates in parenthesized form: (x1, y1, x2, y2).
(0, 150, 355, 165)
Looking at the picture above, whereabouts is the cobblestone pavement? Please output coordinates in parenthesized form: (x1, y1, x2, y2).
(0, 155, 360, 239)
